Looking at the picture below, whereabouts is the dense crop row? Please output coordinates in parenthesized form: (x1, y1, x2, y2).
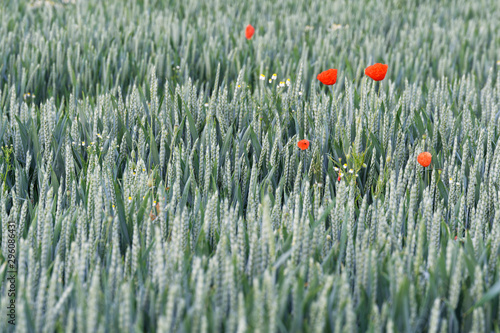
(1, 0, 500, 332)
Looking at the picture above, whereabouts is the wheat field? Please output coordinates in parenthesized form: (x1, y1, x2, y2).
(1, 0, 500, 332)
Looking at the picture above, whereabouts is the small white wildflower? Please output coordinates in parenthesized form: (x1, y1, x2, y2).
(298, 91, 303, 95)
(286, 79, 291, 86)
(331, 24, 342, 31)
(260, 74, 266, 81)
(204, 103, 209, 107)
(334, 167, 339, 171)
(271, 73, 277, 80)
(343, 164, 347, 169)
(128, 197, 132, 202)
(269, 79, 272, 83)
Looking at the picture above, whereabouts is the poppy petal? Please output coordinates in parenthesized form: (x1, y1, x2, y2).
(417, 152, 432, 167)
(317, 69, 337, 85)
(246, 24, 255, 39)
(365, 63, 388, 81)
(298, 139, 310, 150)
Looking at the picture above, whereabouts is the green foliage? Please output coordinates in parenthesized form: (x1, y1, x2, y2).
(0, 144, 14, 191)
(0, 0, 500, 332)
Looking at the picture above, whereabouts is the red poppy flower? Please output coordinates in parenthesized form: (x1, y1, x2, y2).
(298, 139, 310, 150)
(246, 25, 255, 39)
(317, 69, 337, 85)
(454, 236, 458, 240)
(417, 152, 432, 167)
(365, 63, 388, 81)
(337, 175, 341, 182)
